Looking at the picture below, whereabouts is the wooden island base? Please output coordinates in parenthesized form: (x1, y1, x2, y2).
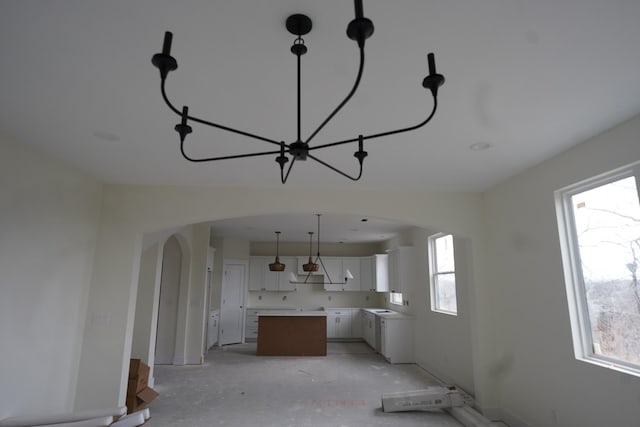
(257, 313, 327, 356)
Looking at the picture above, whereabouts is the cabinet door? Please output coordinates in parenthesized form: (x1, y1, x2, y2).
(387, 248, 412, 293)
(364, 313, 374, 347)
(263, 267, 279, 291)
(373, 254, 389, 292)
(387, 250, 399, 293)
(350, 309, 363, 337)
(360, 257, 373, 291)
(336, 315, 351, 338)
(342, 258, 361, 291)
(278, 256, 297, 291)
(249, 257, 266, 291)
(322, 257, 343, 291)
(326, 316, 337, 338)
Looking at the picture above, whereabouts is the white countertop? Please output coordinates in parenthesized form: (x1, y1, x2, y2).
(362, 308, 413, 319)
(257, 310, 327, 317)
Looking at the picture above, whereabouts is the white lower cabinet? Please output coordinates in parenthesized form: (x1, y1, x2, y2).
(379, 316, 414, 364)
(362, 310, 377, 349)
(325, 308, 361, 339)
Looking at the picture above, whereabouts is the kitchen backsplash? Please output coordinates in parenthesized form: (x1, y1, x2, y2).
(247, 282, 385, 308)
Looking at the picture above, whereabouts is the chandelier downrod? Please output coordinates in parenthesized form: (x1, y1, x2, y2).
(151, 0, 444, 184)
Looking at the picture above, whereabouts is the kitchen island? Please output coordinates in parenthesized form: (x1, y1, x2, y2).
(256, 310, 327, 356)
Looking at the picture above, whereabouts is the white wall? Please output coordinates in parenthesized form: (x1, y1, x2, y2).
(0, 135, 102, 418)
(403, 228, 476, 395)
(484, 114, 640, 426)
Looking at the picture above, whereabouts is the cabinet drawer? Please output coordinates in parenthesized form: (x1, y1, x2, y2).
(325, 308, 348, 316)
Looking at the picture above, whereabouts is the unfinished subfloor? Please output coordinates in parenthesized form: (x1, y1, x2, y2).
(149, 342, 466, 426)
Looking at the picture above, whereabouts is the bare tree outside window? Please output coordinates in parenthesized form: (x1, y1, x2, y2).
(571, 176, 640, 366)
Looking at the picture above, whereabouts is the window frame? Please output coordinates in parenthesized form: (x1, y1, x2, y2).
(389, 291, 403, 305)
(556, 161, 640, 377)
(428, 233, 458, 315)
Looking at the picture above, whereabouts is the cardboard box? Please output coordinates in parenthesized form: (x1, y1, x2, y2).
(129, 359, 150, 393)
(127, 359, 158, 414)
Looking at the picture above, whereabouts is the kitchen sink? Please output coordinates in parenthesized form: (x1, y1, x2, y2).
(374, 310, 392, 313)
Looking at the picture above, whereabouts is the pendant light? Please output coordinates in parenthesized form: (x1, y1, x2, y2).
(303, 231, 319, 272)
(268, 231, 285, 272)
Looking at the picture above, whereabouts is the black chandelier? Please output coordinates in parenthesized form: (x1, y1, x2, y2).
(151, 0, 445, 184)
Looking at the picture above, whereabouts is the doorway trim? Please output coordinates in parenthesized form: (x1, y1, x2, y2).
(219, 259, 248, 345)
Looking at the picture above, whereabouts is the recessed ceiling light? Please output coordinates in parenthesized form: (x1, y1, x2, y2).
(469, 142, 491, 151)
(92, 130, 120, 142)
(361, 218, 368, 222)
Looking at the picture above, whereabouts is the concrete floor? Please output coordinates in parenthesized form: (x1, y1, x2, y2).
(149, 342, 466, 426)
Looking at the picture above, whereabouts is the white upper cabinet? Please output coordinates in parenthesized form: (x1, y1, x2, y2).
(276, 256, 297, 291)
(360, 254, 389, 292)
(342, 257, 361, 291)
(249, 256, 297, 292)
(322, 257, 344, 291)
(387, 247, 413, 294)
(360, 257, 373, 291)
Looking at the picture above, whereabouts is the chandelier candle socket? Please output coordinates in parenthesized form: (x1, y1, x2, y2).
(151, 0, 444, 184)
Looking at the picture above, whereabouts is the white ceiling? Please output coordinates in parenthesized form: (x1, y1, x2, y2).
(3, 1, 640, 243)
(2, 0, 640, 193)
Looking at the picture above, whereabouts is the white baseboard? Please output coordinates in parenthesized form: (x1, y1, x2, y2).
(481, 407, 531, 427)
(415, 357, 458, 388)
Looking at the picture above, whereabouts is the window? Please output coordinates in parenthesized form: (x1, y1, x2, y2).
(556, 163, 640, 376)
(429, 233, 457, 314)
(390, 291, 403, 305)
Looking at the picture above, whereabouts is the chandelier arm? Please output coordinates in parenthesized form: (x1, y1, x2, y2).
(361, 95, 439, 141)
(304, 47, 365, 145)
(160, 80, 282, 147)
(307, 154, 364, 181)
(307, 96, 439, 152)
(180, 138, 282, 162)
(280, 157, 297, 184)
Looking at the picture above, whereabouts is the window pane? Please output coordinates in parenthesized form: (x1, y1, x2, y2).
(435, 273, 457, 312)
(571, 176, 640, 365)
(390, 292, 403, 305)
(435, 234, 455, 271)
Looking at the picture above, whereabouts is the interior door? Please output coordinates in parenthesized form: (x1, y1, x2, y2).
(219, 261, 247, 345)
